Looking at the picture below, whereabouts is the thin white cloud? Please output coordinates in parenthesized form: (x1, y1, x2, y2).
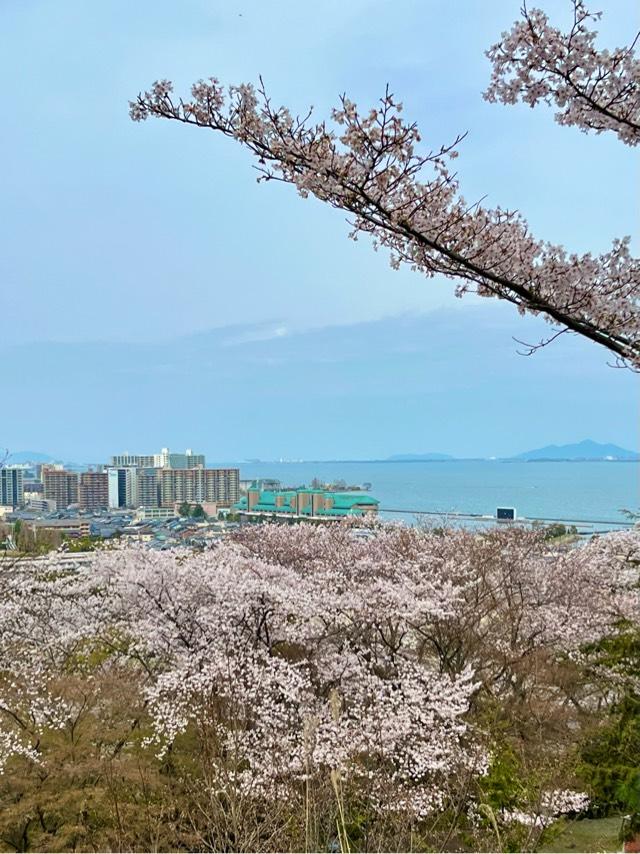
(222, 325, 289, 346)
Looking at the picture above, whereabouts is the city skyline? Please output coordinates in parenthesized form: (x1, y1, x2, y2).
(0, 457, 241, 513)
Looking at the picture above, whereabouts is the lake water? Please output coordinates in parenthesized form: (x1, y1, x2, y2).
(224, 460, 639, 531)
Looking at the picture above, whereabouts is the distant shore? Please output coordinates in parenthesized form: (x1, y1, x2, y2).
(236, 457, 640, 465)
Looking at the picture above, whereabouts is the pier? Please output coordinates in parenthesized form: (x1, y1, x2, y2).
(379, 507, 635, 534)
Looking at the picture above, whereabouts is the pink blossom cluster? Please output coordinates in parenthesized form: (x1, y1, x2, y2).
(0, 524, 638, 819)
(485, 2, 640, 146)
(501, 788, 591, 828)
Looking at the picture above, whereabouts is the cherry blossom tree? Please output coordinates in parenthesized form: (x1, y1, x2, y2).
(130, 1, 639, 368)
(1, 524, 638, 849)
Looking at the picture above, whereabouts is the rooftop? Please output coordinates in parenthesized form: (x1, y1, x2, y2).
(234, 486, 379, 518)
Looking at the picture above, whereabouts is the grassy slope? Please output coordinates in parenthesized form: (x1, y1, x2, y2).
(540, 817, 622, 853)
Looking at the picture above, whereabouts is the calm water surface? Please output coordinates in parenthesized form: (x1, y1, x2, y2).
(222, 460, 639, 528)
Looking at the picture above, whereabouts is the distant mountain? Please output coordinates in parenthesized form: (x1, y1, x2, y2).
(387, 452, 455, 462)
(513, 440, 639, 461)
(5, 451, 54, 464)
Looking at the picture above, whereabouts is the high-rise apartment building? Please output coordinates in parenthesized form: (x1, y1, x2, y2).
(39, 463, 64, 481)
(78, 472, 109, 510)
(136, 470, 160, 507)
(43, 469, 79, 509)
(0, 467, 24, 508)
(155, 448, 206, 469)
(160, 468, 239, 508)
(110, 448, 205, 470)
(110, 454, 155, 468)
(107, 467, 138, 509)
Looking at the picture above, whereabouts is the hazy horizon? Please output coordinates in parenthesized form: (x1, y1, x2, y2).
(2, 307, 638, 463)
(1, 0, 637, 459)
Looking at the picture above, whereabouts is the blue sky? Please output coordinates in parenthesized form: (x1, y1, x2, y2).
(1, 0, 638, 460)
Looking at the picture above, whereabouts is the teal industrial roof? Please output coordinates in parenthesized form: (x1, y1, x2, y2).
(330, 494, 380, 508)
(253, 503, 296, 513)
(234, 487, 379, 516)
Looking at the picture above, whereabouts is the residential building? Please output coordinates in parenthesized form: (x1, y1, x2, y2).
(110, 453, 155, 468)
(0, 467, 24, 508)
(135, 506, 177, 521)
(29, 518, 91, 538)
(154, 448, 206, 469)
(43, 468, 79, 509)
(24, 481, 44, 496)
(160, 468, 239, 508)
(234, 485, 379, 519)
(25, 498, 57, 513)
(107, 467, 138, 509)
(120, 524, 156, 543)
(110, 448, 205, 470)
(78, 472, 109, 510)
(136, 470, 160, 507)
(39, 463, 64, 481)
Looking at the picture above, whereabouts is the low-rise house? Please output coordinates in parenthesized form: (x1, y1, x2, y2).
(29, 518, 91, 538)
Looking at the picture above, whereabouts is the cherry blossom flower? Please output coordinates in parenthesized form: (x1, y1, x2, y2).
(485, 2, 640, 146)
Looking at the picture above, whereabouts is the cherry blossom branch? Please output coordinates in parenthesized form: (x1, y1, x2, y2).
(485, 1, 640, 145)
(513, 326, 570, 356)
(130, 74, 639, 367)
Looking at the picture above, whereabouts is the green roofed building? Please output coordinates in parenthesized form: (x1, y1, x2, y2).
(233, 483, 379, 520)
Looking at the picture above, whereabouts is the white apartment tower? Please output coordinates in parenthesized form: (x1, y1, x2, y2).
(107, 467, 138, 509)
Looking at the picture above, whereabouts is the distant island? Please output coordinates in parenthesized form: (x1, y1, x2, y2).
(513, 440, 639, 462)
(5, 439, 638, 468)
(385, 440, 638, 463)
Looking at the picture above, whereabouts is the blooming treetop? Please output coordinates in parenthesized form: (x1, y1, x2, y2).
(1, 524, 638, 822)
(130, 1, 639, 368)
